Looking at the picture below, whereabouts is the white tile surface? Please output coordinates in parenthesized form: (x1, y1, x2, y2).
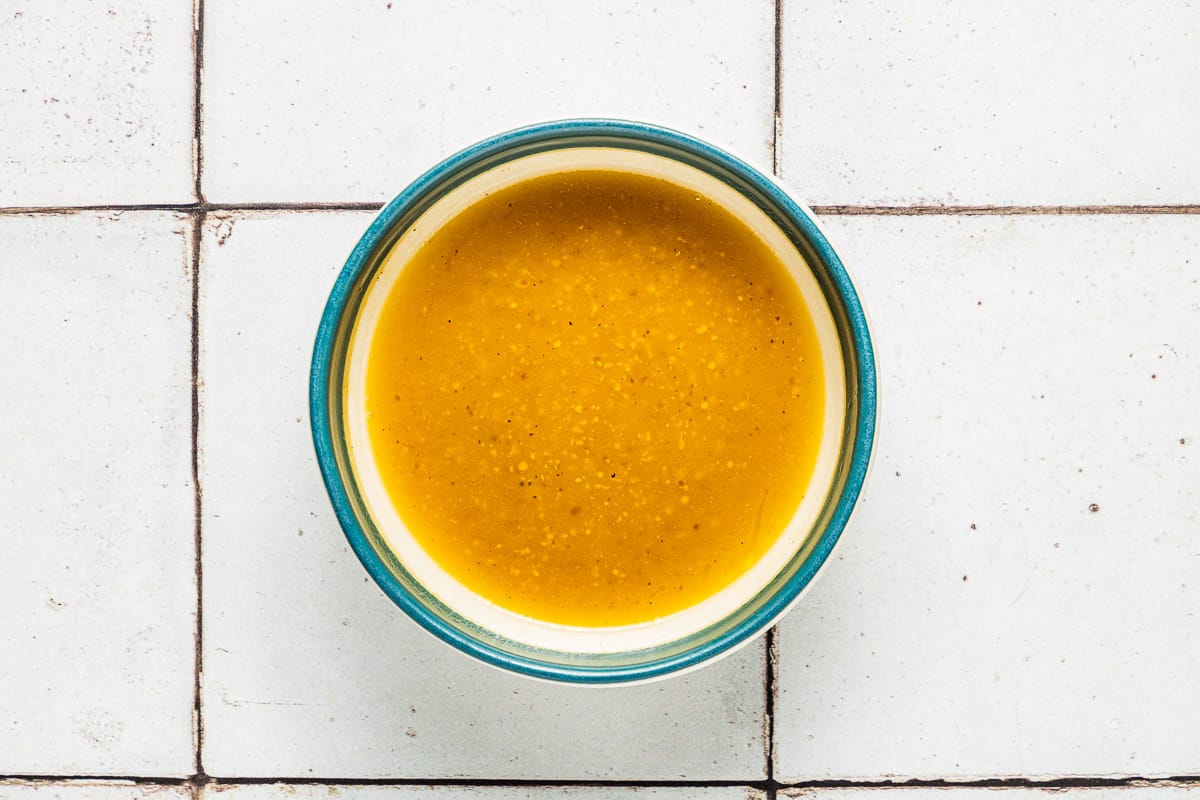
(0, 781, 191, 800)
(202, 0, 774, 203)
(198, 212, 768, 779)
(781, 2, 1200, 206)
(774, 214, 1200, 779)
(205, 785, 762, 800)
(0, 3, 194, 206)
(0, 213, 196, 774)
(8, 0, 1200, 782)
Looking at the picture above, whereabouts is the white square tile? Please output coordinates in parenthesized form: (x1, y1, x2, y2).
(202, 0, 774, 203)
(781, 2, 1200, 205)
(774, 214, 1200, 779)
(0, 781, 191, 800)
(205, 785, 763, 800)
(0, 3, 195, 206)
(198, 212, 768, 779)
(0, 213, 196, 774)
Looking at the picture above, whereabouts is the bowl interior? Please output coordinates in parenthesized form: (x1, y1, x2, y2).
(311, 121, 875, 682)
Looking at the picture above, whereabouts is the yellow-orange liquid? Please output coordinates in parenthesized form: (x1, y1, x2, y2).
(361, 169, 824, 626)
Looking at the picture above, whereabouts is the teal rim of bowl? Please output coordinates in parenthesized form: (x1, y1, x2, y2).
(310, 118, 877, 683)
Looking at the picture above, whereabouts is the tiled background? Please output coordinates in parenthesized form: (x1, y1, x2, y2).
(1, 0, 1198, 797)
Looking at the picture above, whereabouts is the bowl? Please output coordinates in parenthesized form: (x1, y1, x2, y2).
(310, 119, 876, 683)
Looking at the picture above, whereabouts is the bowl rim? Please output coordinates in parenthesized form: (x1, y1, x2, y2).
(310, 118, 877, 683)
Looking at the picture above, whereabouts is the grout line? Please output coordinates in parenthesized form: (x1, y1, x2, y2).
(765, 627, 778, 789)
(206, 201, 385, 211)
(178, 775, 1200, 790)
(188, 0, 208, 779)
(809, 204, 1200, 216)
(772, 0, 783, 179)
(4, 775, 1200, 790)
(0, 202, 383, 215)
(204, 778, 772, 789)
(190, 0, 207, 778)
(0, 204, 197, 215)
(775, 777, 1200, 790)
(2, 203, 1199, 216)
(0, 776, 191, 786)
(190, 208, 207, 779)
(192, 0, 206, 203)
(194, 775, 1200, 790)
